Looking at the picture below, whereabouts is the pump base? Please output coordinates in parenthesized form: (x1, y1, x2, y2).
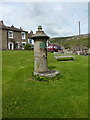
(34, 70, 60, 77)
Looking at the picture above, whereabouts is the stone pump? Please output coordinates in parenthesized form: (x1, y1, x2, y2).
(31, 26, 59, 77)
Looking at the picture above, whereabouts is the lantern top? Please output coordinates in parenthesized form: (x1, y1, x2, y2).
(31, 26, 50, 40)
(38, 25, 42, 31)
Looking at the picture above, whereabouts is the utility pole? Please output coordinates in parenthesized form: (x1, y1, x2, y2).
(79, 21, 80, 37)
(79, 21, 81, 51)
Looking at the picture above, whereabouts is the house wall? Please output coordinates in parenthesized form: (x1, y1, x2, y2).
(2, 29, 8, 50)
(2, 29, 28, 50)
(8, 31, 22, 48)
(0, 29, 2, 50)
(8, 31, 28, 47)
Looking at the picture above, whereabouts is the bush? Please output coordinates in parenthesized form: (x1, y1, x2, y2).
(24, 44, 31, 50)
(85, 53, 90, 56)
(64, 43, 71, 49)
(57, 56, 74, 61)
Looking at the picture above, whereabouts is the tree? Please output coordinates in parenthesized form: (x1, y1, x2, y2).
(64, 43, 71, 49)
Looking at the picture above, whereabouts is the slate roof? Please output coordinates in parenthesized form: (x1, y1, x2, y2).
(0, 21, 28, 32)
(28, 30, 34, 38)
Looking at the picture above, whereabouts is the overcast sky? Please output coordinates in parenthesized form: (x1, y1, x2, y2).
(0, 2, 88, 37)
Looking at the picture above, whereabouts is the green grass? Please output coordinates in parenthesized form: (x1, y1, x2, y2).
(0, 51, 2, 119)
(2, 51, 88, 118)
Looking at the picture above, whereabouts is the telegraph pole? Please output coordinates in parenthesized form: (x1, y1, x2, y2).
(79, 21, 80, 37)
(79, 21, 81, 51)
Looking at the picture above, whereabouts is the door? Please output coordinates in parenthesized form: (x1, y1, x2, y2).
(8, 42, 14, 50)
(10, 44, 12, 50)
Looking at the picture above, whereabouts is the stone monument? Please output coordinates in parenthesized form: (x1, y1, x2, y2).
(31, 26, 60, 77)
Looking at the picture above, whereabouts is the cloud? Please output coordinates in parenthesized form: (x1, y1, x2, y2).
(0, 2, 88, 37)
(0, 0, 89, 2)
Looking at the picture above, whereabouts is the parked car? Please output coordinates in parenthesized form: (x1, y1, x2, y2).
(47, 44, 61, 52)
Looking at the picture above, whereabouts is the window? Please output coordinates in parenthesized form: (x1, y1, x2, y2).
(22, 42, 26, 49)
(16, 43, 18, 48)
(54, 46, 58, 49)
(8, 31, 13, 38)
(30, 39, 32, 44)
(22, 43, 25, 47)
(21, 32, 26, 39)
(28, 39, 32, 44)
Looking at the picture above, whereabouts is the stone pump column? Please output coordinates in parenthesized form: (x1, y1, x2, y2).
(31, 26, 60, 77)
(31, 26, 49, 75)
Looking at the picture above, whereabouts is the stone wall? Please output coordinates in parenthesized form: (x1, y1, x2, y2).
(2, 29, 7, 50)
(2, 29, 28, 50)
(0, 29, 2, 50)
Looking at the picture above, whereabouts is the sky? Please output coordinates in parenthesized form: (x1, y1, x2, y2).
(0, 1, 88, 38)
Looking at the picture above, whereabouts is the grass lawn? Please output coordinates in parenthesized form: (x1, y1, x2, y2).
(2, 51, 88, 118)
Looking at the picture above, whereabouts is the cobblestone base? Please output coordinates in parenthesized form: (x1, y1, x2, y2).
(34, 70, 60, 77)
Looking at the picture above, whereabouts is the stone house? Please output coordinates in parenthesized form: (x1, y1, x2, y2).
(28, 30, 34, 49)
(0, 21, 28, 50)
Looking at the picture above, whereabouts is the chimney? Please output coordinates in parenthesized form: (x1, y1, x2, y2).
(11, 25, 14, 27)
(30, 30, 33, 35)
(20, 27, 22, 30)
(0, 20, 3, 25)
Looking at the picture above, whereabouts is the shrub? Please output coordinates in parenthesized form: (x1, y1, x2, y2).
(64, 43, 71, 49)
(57, 56, 74, 61)
(24, 44, 31, 50)
(85, 53, 90, 56)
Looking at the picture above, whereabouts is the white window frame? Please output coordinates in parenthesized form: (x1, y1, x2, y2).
(8, 31, 13, 38)
(21, 32, 26, 39)
(28, 38, 34, 45)
(22, 42, 26, 49)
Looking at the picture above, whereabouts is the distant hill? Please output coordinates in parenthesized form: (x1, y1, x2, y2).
(49, 34, 89, 50)
(50, 34, 88, 43)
